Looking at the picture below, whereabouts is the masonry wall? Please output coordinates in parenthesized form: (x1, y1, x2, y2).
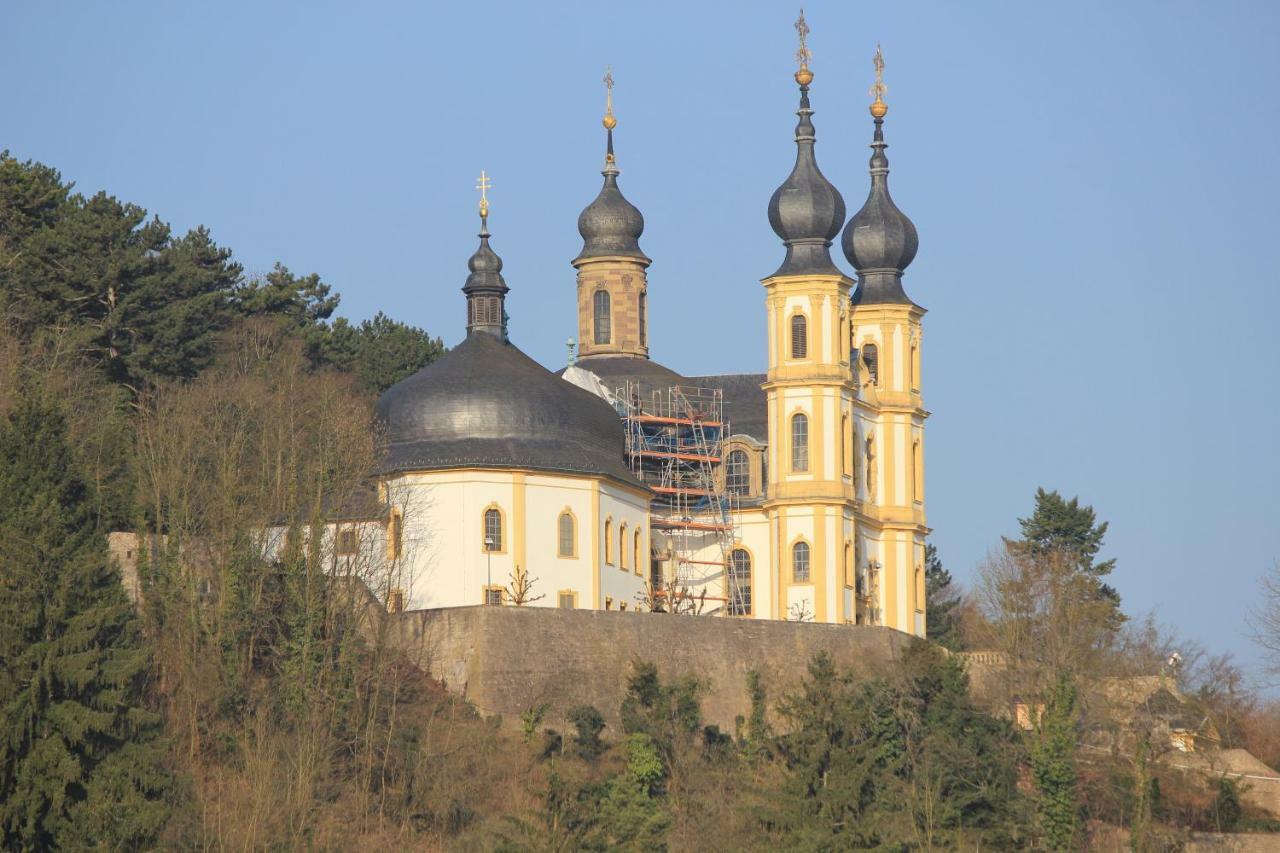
(392, 605, 910, 731)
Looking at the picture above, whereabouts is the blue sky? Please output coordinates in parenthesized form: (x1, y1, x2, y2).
(7, 1, 1279, 675)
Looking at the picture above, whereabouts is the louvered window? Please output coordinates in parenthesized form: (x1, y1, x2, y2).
(862, 343, 879, 384)
(790, 313, 807, 359)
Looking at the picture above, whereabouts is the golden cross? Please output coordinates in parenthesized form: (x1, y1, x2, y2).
(795, 8, 811, 70)
(475, 170, 491, 217)
(603, 66, 614, 117)
(870, 43, 887, 100)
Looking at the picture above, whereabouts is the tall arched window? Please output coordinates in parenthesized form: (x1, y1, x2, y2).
(484, 508, 502, 552)
(558, 512, 575, 557)
(604, 518, 613, 564)
(729, 549, 752, 616)
(862, 342, 879, 385)
(790, 313, 807, 359)
(792, 541, 811, 583)
(726, 449, 750, 495)
(909, 343, 918, 390)
(791, 413, 809, 472)
(593, 290, 611, 345)
(844, 542, 853, 587)
(619, 523, 628, 570)
(638, 291, 647, 347)
(634, 529, 642, 575)
(912, 439, 923, 502)
(841, 415, 851, 476)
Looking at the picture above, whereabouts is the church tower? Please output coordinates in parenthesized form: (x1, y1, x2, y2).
(761, 13, 859, 625)
(842, 47, 928, 636)
(573, 71, 652, 359)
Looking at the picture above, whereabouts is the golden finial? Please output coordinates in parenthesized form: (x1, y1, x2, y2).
(475, 169, 492, 219)
(794, 9, 813, 85)
(869, 43, 888, 118)
(602, 67, 617, 131)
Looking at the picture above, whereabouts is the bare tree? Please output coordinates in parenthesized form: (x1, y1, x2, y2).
(504, 564, 545, 606)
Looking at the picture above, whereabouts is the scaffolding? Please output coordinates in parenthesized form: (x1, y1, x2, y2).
(613, 382, 745, 615)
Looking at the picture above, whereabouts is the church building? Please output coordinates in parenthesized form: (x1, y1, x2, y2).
(365, 24, 929, 637)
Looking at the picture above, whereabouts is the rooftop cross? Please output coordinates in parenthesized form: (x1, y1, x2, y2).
(475, 169, 492, 218)
(869, 43, 888, 117)
(794, 9, 811, 71)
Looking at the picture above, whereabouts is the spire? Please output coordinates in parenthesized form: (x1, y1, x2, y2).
(576, 68, 649, 262)
(463, 170, 509, 339)
(843, 45, 919, 305)
(766, 9, 846, 278)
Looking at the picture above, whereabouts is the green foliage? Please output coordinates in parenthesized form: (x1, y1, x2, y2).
(521, 702, 550, 743)
(923, 543, 964, 650)
(568, 705, 607, 762)
(231, 262, 338, 328)
(320, 311, 445, 393)
(0, 387, 171, 849)
(768, 644, 1028, 849)
(1207, 776, 1243, 833)
(1013, 487, 1121, 611)
(620, 663, 702, 768)
(745, 669, 772, 760)
(1031, 673, 1081, 850)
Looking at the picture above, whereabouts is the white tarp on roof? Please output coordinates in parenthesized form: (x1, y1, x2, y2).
(561, 365, 617, 405)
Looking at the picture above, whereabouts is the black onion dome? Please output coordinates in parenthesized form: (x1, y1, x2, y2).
(462, 217, 508, 296)
(767, 78, 846, 277)
(576, 130, 649, 262)
(843, 117, 918, 304)
(376, 333, 639, 485)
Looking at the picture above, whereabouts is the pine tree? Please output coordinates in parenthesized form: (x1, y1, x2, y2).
(1011, 487, 1123, 620)
(0, 388, 171, 849)
(924, 543, 964, 650)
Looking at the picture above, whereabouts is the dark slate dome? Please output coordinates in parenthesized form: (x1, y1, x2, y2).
(766, 73, 846, 278)
(843, 112, 918, 304)
(576, 172, 648, 262)
(376, 332, 638, 485)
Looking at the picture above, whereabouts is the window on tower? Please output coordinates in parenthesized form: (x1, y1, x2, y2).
(639, 291, 647, 347)
(862, 343, 879, 385)
(594, 290, 611, 345)
(790, 313, 808, 359)
(791, 413, 809, 472)
(792, 541, 811, 583)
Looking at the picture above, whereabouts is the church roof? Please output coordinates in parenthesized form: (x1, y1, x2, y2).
(377, 333, 640, 486)
(563, 354, 687, 398)
(686, 373, 768, 442)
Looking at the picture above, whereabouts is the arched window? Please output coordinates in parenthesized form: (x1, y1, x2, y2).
(387, 510, 403, 560)
(864, 435, 876, 499)
(558, 512, 575, 557)
(790, 313, 807, 359)
(604, 519, 613, 564)
(593, 290, 611, 345)
(909, 343, 918, 390)
(619, 523, 628, 570)
(792, 541, 811, 583)
(913, 439, 923, 502)
(484, 508, 502, 552)
(840, 415, 851, 476)
(639, 291, 647, 347)
(726, 449, 750, 495)
(844, 542, 854, 587)
(729, 549, 752, 616)
(791, 413, 809, 472)
(862, 342, 879, 385)
(634, 529, 642, 575)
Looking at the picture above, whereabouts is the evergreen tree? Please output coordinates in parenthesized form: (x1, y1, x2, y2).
(1013, 488, 1119, 604)
(923, 543, 964, 650)
(0, 388, 171, 849)
(232, 262, 339, 329)
(1030, 672, 1080, 850)
(320, 311, 445, 392)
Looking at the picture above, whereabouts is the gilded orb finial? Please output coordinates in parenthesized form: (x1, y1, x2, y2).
(869, 43, 888, 118)
(794, 9, 813, 85)
(475, 169, 492, 219)
(602, 67, 617, 131)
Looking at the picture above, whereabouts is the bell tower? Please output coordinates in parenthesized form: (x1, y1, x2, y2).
(761, 12, 860, 625)
(573, 69, 652, 360)
(843, 46, 928, 637)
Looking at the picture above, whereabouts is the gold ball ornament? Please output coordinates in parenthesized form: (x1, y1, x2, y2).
(794, 67, 814, 86)
(602, 114, 617, 130)
(869, 98, 888, 119)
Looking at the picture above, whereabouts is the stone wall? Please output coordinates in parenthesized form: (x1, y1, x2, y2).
(391, 605, 910, 731)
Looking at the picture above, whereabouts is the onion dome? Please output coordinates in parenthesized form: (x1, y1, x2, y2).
(377, 185, 639, 485)
(575, 70, 649, 263)
(462, 183, 509, 338)
(843, 46, 919, 305)
(766, 14, 846, 278)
